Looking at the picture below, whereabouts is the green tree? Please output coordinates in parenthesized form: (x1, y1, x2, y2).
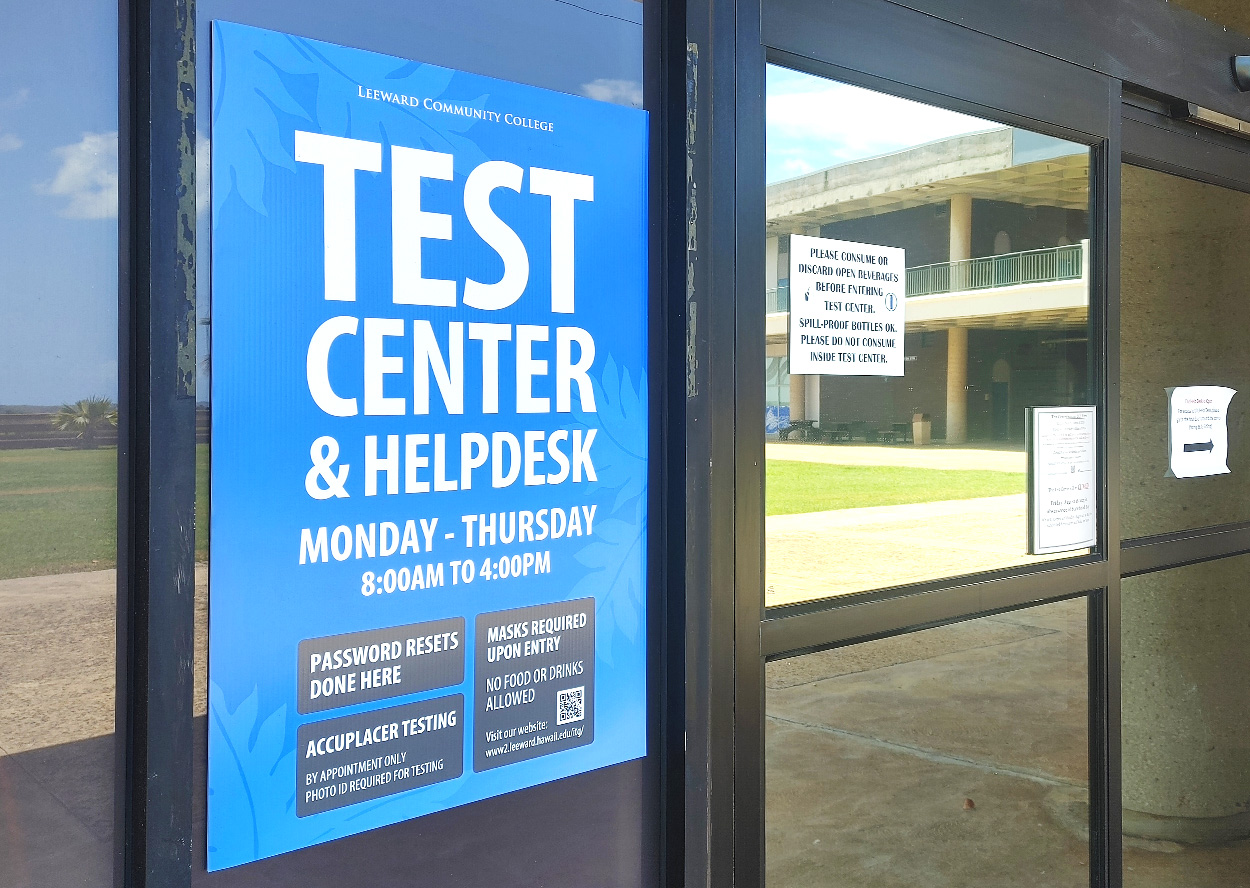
(52, 396, 118, 449)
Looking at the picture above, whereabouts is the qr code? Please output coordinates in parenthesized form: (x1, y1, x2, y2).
(556, 686, 585, 725)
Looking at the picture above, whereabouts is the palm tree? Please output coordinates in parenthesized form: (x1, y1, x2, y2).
(51, 396, 118, 449)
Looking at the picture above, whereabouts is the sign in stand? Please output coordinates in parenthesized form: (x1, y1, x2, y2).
(1026, 406, 1097, 555)
(208, 22, 648, 870)
(788, 235, 906, 376)
(1166, 386, 1236, 478)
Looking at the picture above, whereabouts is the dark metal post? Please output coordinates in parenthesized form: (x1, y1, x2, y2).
(115, 0, 198, 884)
(682, 1, 743, 884)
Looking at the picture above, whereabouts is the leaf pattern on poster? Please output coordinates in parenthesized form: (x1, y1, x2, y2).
(212, 25, 488, 221)
(570, 355, 647, 665)
(208, 684, 299, 861)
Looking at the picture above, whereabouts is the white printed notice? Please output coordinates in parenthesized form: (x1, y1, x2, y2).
(788, 235, 906, 376)
(1027, 406, 1097, 555)
(1167, 386, 1236, 479)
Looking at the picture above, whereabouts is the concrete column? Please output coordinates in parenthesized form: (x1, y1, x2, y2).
(944, 197, 973, 445)
(945, 327, 968, 444)
(788, 373, 805, 421)
(766, 236, 779, 310)
(1121, 560, 1250, 843)
(949, 194, 973, 291)
(1119, 165, 1250, 845)
(805, 376, 821, 426)
(949, 194, 972, 261)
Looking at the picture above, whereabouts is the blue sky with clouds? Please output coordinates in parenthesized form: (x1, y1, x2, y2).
(767, 64, 1001, 184)
(0, 0, 118, 406)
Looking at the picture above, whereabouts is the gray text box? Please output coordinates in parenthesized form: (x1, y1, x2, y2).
(474, 598, 594, 771)
(296, 696, 463, 816)
(297, 618, 464, 714)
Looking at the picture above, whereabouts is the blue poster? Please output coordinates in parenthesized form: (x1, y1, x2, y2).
(208, 22, 648, 870)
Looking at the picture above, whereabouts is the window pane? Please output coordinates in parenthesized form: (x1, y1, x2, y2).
(1120, 165, 1250, 539)
(0, 0, 119, 884)
(765, 65, 1093, 607)
(767, 599, 1090, 886)
(1122, 556, 1250, 885)
(192, 1, 653, 883)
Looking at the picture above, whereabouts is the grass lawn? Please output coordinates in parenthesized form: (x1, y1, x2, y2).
(0, 445, 210, 579)
(767, 459, 1023, 516)
(0, 448, 1020, 577)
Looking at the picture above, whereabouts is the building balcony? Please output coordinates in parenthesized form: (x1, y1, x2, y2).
(766, 240, 1089, 336)
(905, 242, 1084, 297)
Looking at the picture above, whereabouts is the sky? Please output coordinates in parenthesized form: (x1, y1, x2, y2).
(766, 64, 1002, 184)
(0, 0, 119, 406)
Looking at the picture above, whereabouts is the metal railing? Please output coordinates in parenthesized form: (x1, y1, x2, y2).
(766, 283, 791, 313)
(766, 243, 1083, 310)
(905, 242, 1083, 298)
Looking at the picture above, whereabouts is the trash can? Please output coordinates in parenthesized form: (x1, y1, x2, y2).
(912, 412, 931, 446)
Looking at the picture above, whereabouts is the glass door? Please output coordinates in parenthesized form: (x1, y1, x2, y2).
(736, 1, 1120, 885)
(763, 68, 1097, 887)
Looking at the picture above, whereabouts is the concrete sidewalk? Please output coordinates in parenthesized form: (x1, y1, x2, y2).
(765, 494, 1071, 606)
(766, 597, 1250, 887)
(0, 568, 1245, 885)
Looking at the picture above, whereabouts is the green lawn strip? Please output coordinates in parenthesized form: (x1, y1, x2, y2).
(0, 448, 118, 577)
(195, 443, 209, 562)
(2, 448, 1022, 576)
(0, 446, 117, 493)
(766, 460, 1023, 516)
(0, 445, 212, 578)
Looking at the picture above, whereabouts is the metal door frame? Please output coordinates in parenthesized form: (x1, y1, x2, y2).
(689, 2, 1250, 886)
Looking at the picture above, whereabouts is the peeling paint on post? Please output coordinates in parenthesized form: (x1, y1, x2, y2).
(685, 41, 699, 399)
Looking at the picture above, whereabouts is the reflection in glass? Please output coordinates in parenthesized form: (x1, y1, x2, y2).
(764, 66, 1092, 606)
(1120, 165, 1250, 539)
(766, 598, 1089, 886)
(0, 0, 119, 884)
(1121, 556, 1250, 885)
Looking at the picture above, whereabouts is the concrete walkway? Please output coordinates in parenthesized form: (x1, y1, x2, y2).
(765, 494, 1071, 606)
(0, 567, 1246, 885)
(766, 597, 1250, 887)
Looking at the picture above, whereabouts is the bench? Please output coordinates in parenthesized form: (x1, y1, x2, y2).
(777, 419, 818, 441)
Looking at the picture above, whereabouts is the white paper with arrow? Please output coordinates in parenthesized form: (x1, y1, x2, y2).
(1167, 386, 1236, 479)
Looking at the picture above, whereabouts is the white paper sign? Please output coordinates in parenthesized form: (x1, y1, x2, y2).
(1167, 386, 1236, 478)
(788, 235, 906, 376)
(1028, 406, 1097, 555)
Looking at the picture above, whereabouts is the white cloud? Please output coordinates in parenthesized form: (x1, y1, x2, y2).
(582, 78, 643, 108)
(0, 133, 21, 151)
(0, 87, 30, 110)
(37, 131, 118, 219)
(766, 66, 1000, 183)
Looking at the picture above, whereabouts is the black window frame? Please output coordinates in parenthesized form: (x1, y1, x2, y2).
(117, 1, 1250, 887)
(117, 1, 686, 886)
(715, 2, 1250, 888)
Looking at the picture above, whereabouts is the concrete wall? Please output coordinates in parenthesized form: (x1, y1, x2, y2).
(1120, 165, 1250, 537)
(1120, 163, 1250, 843)
(1170, 0, 1250, 35)
(972, 200, 1088, 256)
(812, 328, 1087, 441)
(820, 203, 950, 267)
